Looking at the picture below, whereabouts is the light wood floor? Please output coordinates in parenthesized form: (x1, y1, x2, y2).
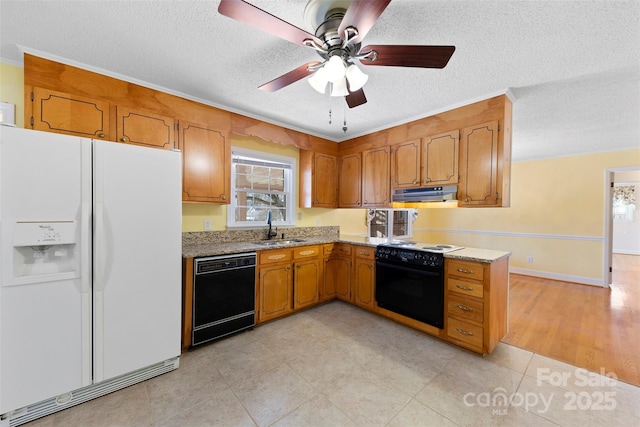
(503, 254, 640, 386)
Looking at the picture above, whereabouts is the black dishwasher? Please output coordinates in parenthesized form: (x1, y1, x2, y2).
(192, 252, 256, 346)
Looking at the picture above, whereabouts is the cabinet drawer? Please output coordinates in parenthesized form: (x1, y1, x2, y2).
(448, 259, 484, 281)
(259, 249, 292, 264)
(333, 244, 352, 257)
(354, 247, 375, 260)
(447, 317, 483, 350)
(323, 244, 335, 256)
(293, 245, 320, 259)
(447, 278, 484, 299)
(448, 294, 483, 323)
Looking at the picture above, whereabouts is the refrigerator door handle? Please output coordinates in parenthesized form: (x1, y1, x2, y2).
(81, 201, 91, 294)
(94, 201, 106, 292)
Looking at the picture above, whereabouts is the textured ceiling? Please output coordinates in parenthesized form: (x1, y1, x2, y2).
(1, 0, 639, 162)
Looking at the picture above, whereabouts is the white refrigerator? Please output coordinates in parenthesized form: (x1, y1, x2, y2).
(0, 127, 182, 426)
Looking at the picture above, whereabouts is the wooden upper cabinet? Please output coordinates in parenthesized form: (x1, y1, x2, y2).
(362, 146, 390, 207)
(178, 120, 230, 204)
(391, 139, 421, 188)
(422, 130, 459, 186)
(30, 87, 110, 139)
(299, 151, 337, 208)
(338, 153, 362, 208)
(116, 106, 175, 149)
(459, 121, 499, 206)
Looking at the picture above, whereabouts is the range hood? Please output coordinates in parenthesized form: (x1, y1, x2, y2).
(392, 185, 457, 203)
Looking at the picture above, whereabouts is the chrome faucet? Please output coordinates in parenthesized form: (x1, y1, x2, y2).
(266, 210, 277, 239)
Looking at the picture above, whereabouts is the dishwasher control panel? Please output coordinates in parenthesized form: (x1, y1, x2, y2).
(195, 253, 256, 274)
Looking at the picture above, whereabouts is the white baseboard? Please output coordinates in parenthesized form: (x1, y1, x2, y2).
(510, 267, 604, 287)
(613, 249, 640, 255)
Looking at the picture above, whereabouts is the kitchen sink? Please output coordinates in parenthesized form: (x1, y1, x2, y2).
(258, 239, 307, 246)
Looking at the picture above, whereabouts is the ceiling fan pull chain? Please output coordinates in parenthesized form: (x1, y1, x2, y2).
(343, 104, 348, 133)
(328, 85, 333, 124)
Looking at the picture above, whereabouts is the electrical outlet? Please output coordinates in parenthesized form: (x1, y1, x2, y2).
(204, 219, 212, 230)
(297, 212, 302, 220)
(526, 256, 533, 263)
(316, 218, 321, 226)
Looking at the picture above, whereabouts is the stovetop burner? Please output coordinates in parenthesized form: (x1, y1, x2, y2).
(380, 241, 464, 254)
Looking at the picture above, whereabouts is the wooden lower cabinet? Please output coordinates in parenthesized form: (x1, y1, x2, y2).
(258, 262, 293, 322)
(330, 244, 353, 301)
(353, 247, 375, 310)
(293, 246, 321, 309)
(257, 246, 321, 323)
(183, 243, 509, 355)
(258, 249, 293, 322)
(320, 245, 336, 301)
(445, 257, 509, 353)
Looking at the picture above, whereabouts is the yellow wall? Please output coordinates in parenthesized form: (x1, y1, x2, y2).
(0, 61, 24, 127)
(412, 149, 640, 283)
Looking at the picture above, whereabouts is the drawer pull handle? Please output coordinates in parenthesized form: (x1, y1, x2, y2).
(456, 304, 474, 312)
(457, 268, 474, 274)
(456, 328, 473, 336)
(360, 252, 370, 256)
(267, 254, 287, 260)
(298, 250, 315, 256)
(456, 285, 474, 291)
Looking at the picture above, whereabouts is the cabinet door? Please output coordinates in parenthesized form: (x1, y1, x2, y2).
(338, 153, 362, 207)
(31, 87, 110, 140)
(362, 146, 390, 207)
(116, 106, 175, 149)
(459, 121, 499, 206)
(353, 258, 375, 310)
(391, 139, 420, 188)
(179, 120, 230, 203)
(422, 130, 459, 186)
(258, 263, 292, 322)
(326, 256, 351, 302)
(293, 259, 320, 309)
(313, 153, 338, 207)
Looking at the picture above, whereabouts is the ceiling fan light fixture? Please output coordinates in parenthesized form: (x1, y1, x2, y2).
(330, 77, 349, 97)
(308, 66, 329, 93)
(345, 63, 368, 91)
(324, 55, 346, 82)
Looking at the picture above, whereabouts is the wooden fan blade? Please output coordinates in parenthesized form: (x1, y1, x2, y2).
(258, 62, 320, 92)
(218, 0, 322, 47)
(338, 0, 391, 44)
(360, 45, 456, 68)
(346, 88, 367, 108)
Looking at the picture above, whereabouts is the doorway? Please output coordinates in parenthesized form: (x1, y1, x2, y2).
(603, 166, 640, 287)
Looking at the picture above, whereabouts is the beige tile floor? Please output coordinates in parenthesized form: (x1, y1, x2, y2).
(22, 301, 640, 427)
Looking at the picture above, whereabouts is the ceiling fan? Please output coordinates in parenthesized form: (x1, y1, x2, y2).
(218, 0, 455, 108)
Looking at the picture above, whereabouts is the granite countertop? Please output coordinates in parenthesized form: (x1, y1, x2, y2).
(444, 247, 511, 263)
(182, 232, 511, 263)
(182, 236, 338, 258)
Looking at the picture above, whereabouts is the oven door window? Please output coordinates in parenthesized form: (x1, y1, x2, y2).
(375, 261, 444, 328)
